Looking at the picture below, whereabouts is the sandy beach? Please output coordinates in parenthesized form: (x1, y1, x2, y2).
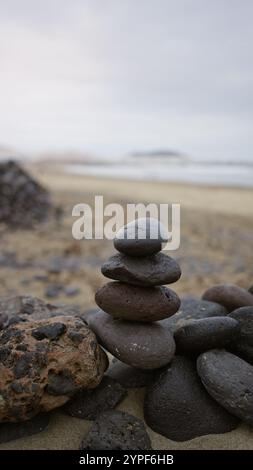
(0, 163, 253, 450)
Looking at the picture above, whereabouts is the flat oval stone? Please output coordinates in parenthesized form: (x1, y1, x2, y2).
(160, 296, 228, 333)
(114, 217, 168, 256)
(144, 356, 238, 441)
(197, 350, 253, 425)
(174, 317, 240, 355)
(229, 306, 253, 364)
(101, 252, 181, 286)
(88, 310, 175, 369)
(202, 284, 253, 312)
(95, 282, 180, 322)
(80, 410, 152, 450)
(107, 359, 158, 388)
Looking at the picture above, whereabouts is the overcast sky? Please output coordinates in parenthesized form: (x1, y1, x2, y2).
(0, 0, 252, 161)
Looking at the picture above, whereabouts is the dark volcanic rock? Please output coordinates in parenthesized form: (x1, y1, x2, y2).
(174, 317, 240, 355)
(107, 360, 157, 388)
(32, 322, 67, 340)
(202, 284, 253, 312)
(95, 282, 180, 322)
(229, 307, 253, 363)
(64, 376, 127, 419)
(101, 252, 181, 286)
(88, 310, 175, 369)
(160, 296, 227, 333)
(249, 285, 253, 295)
(0, 316, 108, 422)
(197, 350, 253, 425)
(0, 413, 50, 443)
(0, 160, 51, 227)
(80, 410, 152, 450)
(114, 217, 168, 257)
(0, 295, 82, 329)
(144, 356, 238, 441)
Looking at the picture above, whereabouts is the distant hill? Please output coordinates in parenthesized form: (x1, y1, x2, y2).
(129, 149, 188, 159)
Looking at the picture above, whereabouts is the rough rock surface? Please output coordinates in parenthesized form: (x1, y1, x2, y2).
(107, 359, 158, 388)
(0, 160, 51, 227)
(229, 307, 253, 364)
(63, 376, 127, 420)
(80, 410, 152, 450)
(174, 317, 240, 355)
(113, 217, 168, 257)
(88, 310, 175, 369)
(160, 296, 227, 333)
(95, 282, 180, 322)
(144, 356, 238, 441)
(0, 316, 108, 422)
(0, 413, 50, 443)
(0, 295, 82, 330)
(197, 350, 253, 425)
(101, 252, 181, 286)
(202, 284, 253, 312)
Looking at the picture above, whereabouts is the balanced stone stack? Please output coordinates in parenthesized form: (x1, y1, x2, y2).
(89, 218, 181, 370)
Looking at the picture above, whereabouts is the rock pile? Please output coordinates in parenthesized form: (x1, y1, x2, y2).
(90, 218, 181, 370)
(87, 218, 253, 444)
(0, 160, 51, 227)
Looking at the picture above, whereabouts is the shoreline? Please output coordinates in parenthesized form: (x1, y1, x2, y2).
(28, 163, 253, 217)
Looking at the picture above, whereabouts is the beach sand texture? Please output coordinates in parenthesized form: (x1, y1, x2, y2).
(0, 164, 253, 450)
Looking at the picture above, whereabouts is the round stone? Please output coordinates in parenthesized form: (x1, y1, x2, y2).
(63, 376, 127, 420)
(95, 282, 180, 322)
(174, 317, 240, 355)
(202, 284, 253, 312)
(249, 285, 253, 295)
(160, 296, 228, 333)
(229, 306, 253, 364)
(144, 356, 238, 441)
(101, 252, 181, 286)
(197, 350, 253, 425)
(113, 217, 168, 257)
(107, 360, 158, 388)
(88, 310, 175, 370)
(80, 410, 152, 450)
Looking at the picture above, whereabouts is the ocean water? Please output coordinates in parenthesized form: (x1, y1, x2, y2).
(65, 161, 253, 188)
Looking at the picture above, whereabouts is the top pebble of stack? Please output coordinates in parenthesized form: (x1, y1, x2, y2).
(113, 217, 169, 257)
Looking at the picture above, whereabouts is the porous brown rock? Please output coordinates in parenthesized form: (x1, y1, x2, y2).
(0, 316, 108, 422)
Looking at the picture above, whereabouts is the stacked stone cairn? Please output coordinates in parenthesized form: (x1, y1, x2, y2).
(88, 217, 253, 444)
(91, 217, 181, 371)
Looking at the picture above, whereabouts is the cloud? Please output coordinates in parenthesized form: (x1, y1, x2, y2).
(0, 0, 252, 160)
